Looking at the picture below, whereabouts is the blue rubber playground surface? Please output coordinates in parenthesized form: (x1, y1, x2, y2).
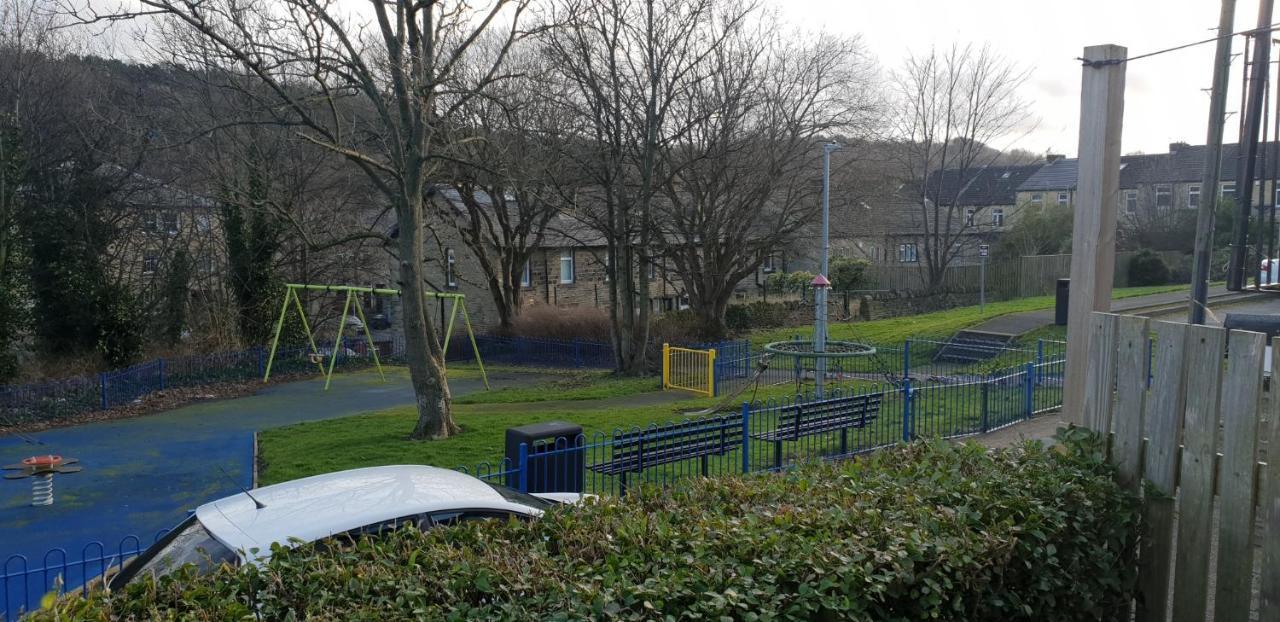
(0, 368, 532, 596)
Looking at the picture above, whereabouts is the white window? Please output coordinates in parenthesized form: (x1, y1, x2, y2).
(1188, 184, 1201, 209)
(1221, 181, 1237, 198)
(991, 208, 1005, 227)
(647, 259, 657, 280)
(964, 208, 975, 227)
(1124, 189, 1138, 214)
(559, 249, 575, 284)
(143, 251, 159, 275)
(1057, 192, 1069, 206)
(195, 214, 211, 233)
(1030, 193, 1043, 205)
(1155, 185, 1172, 209)
(520, 260, 531, 287)
(162, 211, 179, 234)
(762, 254, 778, 273)
(898, 243, 918, 263)
(445, 248, 457, 288)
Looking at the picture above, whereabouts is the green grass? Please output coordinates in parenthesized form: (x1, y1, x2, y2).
(455, 373, 659, 405)
(748, 283, 1191, 346)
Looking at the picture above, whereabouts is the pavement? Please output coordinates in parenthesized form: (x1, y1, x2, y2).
(970, 285, 1270, 337)
(0, 367, 547, 569)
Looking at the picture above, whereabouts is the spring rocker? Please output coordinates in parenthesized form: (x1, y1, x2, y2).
(4, 455, 82, 506)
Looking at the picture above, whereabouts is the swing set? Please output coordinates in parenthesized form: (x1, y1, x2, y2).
(262, 283, 489, 390)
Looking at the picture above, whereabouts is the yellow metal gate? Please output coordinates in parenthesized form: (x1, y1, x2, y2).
(662, 343, 717, 397)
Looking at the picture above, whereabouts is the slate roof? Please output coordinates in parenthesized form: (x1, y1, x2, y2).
(1017, 142, 1280, 191)
(923, 163, 1044, 207)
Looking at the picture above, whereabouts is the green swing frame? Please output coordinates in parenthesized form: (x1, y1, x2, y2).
(262, 283, 489, 391)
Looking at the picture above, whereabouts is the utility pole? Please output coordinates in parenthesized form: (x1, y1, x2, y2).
(1189, 0, 1238, 323)
(1064, 44, 1126, 426)
(1227, 0, 1276, 291)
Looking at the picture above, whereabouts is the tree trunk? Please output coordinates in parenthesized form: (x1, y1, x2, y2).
(398, 198, 459, 441)
(696, 295, 730, 341)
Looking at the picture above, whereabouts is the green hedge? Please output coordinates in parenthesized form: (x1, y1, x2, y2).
(38, 432, 1138, 621)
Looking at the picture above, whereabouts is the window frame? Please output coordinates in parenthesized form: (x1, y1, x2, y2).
(559, 249, 575, 284)
(1221, 181, 1237, 198)
(162, 211, 179, 235)
(520, 260, 531, 288)
(1155, 184, 1172, 209)
(898, 243, 918, 263)
(445, 248, 457, 288)
(964, 208, 975, 227)
(143, 251, 159, 275)
(1030, 192, 1044, 206)
(1123, 189, 1139, 214)
(1188, 184, 1201, 209)
(991, 208, 1005, 227)
(1056, 191, 1069, 206)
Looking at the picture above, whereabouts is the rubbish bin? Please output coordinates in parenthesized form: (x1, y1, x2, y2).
(1055, 279, 1070, 326)
(505, 421, 584, 493)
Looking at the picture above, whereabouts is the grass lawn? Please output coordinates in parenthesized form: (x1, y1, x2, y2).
(455, 372, 659, 404)
(747, 283, 1190, 346)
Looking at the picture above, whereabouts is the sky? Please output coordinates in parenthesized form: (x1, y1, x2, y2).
(778, 0, 1266, 158)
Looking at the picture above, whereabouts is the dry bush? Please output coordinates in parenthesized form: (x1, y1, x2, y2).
(508, 304, 612, 342)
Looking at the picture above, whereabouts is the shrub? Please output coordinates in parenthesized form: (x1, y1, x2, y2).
(43, 433, 1139, 621)
(507, 304, 611, 342)
(1127, 249, 1170, 286)
(725, 301, 791, 331)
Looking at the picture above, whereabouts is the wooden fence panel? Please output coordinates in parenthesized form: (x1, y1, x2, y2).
(1082, 313, 1119, 434)
(1213, 329, 1266, 622)
(1136, 320, 1189, 622)
(1111, 315, 1149, 493)
(1261, 381, 1280, 621)
(1170, 325, 1227, 622)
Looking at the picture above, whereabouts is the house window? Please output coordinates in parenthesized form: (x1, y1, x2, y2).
(520, 260, 531, 287)
(1188, 184, 1201, 209)
(897, 243, 918, 263)
(1030, 193, 1043, 205)
(445, 248, 457, 288)
(991, 208, 1005, 227)
(1124, 189, 1138, 214)
(647, 259, 657, 280)
(964, 208, 975, 227)
(142, 212, 159, 233)
(162, 211, 179, 234)
(762, 254, 778, 273)
(195, 214, 211, 233)
(143, 251, 159, 275)
(1221, 181, 1237, 198)
(559, 249, 575, 284)
(1155, 185, 1172, 209)
(1057, 192, 1069, 206)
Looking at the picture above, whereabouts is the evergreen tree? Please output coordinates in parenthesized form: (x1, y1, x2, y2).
(0, 117, 26, 380)
(222, 167, 289, 347)
(161, 247, 192, 345)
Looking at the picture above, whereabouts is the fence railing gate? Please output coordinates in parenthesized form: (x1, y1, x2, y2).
(662, 343, 716, 397)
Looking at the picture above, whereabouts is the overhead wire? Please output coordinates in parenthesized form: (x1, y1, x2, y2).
(1078, 22, 1280, 67)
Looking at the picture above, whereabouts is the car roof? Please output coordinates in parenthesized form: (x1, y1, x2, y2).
(196, 465, 530, 558)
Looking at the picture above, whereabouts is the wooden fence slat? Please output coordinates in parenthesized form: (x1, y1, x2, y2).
(1136, 320, 1189, 622)
(1215, 329, 1266, 622)
(1260, 373, 1280, 622)
(1111, 315, 1149, 493)
(1171, 325, 1227, 622)
(1083, 313, 1119, 434)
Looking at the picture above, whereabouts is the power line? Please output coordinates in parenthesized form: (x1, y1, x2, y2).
(1079, 22, 1280, 67)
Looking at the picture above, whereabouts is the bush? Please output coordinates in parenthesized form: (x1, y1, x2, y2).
(725, 301, 791, 331)
(45, 434, 1139, 621)
(1127, 249, 1170, 286)
(507, 304, 611, 342)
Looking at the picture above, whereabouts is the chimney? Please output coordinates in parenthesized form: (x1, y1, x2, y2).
(1046, 153, 1065, 162)
(1169, 141, 1191, 154)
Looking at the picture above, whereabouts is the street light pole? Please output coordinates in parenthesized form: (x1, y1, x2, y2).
(814, 142, 840, 398)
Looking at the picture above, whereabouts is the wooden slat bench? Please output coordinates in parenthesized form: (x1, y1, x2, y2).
(588, 414, 741, 493)
(751, 392, 883, 468)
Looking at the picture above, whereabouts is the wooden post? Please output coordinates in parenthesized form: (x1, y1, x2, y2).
(1064, 44, 1126, 425)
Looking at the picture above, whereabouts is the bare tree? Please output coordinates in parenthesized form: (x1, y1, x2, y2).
(70, 0, 535, 439)
(543, 0, 749, 373)
(655, 19, 879, 338)
(890, 43, 1033, 290)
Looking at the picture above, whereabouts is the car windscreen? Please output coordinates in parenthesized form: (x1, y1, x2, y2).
(485, 482, 555, 510)
(120, 515, 238, 585)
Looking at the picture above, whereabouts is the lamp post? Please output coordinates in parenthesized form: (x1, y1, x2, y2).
(814, 142, 840, 398)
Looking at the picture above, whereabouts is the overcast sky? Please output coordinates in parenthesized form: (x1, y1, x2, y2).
(778, 0, 1265, 158)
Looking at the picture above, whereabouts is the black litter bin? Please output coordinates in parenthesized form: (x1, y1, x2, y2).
(505, 421, 584, 493)
(1055, 279, 1070, 326)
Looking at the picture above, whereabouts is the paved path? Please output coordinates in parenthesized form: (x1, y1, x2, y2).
(970, 285, 1249, 337)
(0, 368, 546, 567)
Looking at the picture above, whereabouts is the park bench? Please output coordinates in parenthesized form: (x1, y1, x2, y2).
(587, 414, 741, 493)
(752, 392, 883, 469)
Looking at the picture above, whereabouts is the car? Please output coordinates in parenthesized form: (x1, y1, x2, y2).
(108, 465, 583, 589)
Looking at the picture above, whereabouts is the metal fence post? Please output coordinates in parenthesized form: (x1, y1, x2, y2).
(99, 372, 108, 410)
(573, 338, 583, 368)
(517, 442, 529, 493)
(901, 379, 912, 443)
(903, 339, 911, 380)
(1036, 339, 1045, 385)
(741, 402, 751, 473)
(1024, 362, 1035, 419)
(980, 379, 990, 433)
(708, 348, 717, 397)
